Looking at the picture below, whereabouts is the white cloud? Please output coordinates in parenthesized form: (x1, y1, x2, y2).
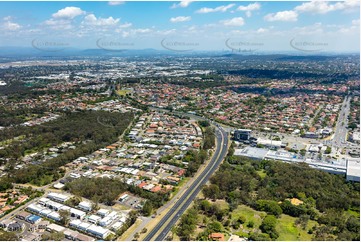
(264, 10, 298, 22)
(119, 22, 132, 28)
(237, 2, 261, 17)
(237, 2, 261, 11)
(2, 20, 21, 31)
(133, 28, 152, 34)
(352, 19, 360, 25)
(82, 14, 120, 26)
(108, 1, 125, 6)
(295, 0, 359, 14)
(3, 16, 12, 21)
(221, 17, 245, 27)
(52, 6, 85, 19)
(170, 16, 191, 23)
(44, 19, 73, 30)
(196, 4, 235, 14)
(256, 28, 268, 34)
(171, 1, 193, 9)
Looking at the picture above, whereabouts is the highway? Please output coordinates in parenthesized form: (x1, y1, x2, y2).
(332, 96, 351, 148)
(144, 122, 229, 241)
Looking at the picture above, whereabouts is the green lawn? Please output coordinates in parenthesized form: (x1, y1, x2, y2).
(214, 200, 229, 210)
(256, 169, 267, 179)
(116, 90, 131, 96)
(230, 204, 318, 241)
(231, 204, 266, 232)
(276, 214, 318, 241)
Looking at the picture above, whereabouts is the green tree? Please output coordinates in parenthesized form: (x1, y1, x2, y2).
(208, 221, 223, 232)
(142, 201, 153, 216)
(59, 210, 70, 226)
(260, 215, 279, 239)
(202, 184, 221, 200)
(295, 214, 310, 230)
(0, 230, 18, 241)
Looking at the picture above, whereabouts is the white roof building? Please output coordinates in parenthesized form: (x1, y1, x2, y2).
(111, 221, 123, 232)
(88, 215, 101, 224)
(97, 209, 110, 217)
(257, 138, 282, 148)
(108, 211, 118, 220)
(47, 212, 61, 222)
(69, 219, 82, 228)
(47, 200, 64, 211)
(46, 223, 65, 233)
(86, 224, 112, 239)
(78, 201, 92, 211)
(38, 197, 50, 206)
(27, 204, 44, 214)
(47, 193, 70, 203)
(347, 158, 360, 182)
(53, 183, 65, 189)
(98, 216, 113, 227)
(39, 209, 52, 217)
(59, 205, 71, 212)
(78, 222, 91, 231)
(70, 208, 86, 219)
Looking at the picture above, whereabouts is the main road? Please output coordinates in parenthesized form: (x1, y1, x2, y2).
(332, 95, 351, 148)
(144, 114, 229, 241)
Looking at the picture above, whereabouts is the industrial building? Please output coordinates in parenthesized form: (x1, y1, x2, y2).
(235, 147, 359, 181)
(346, 158, 361, 182)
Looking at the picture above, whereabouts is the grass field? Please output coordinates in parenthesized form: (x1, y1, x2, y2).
(214, 199, 229, 210)
(117, 218, 142, 241)
(275, 214, 318, 241)
(230, 204, 318, 240)
(231, 204, 266, 229)
(116, 89, 131, 96)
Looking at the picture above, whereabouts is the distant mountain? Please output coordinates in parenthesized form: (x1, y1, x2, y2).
(0, 46, 358, 58)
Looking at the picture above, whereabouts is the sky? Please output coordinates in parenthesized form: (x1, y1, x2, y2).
(0, 0, 359, 53)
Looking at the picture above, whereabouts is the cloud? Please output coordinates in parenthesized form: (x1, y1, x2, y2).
(221, 17, 245, 27)
(2, 20, 21, 31)
(118, 22, 132, 28)
(352, 19, 360, 25)
(108, 1, 125, 6)
(3, 16, 12, 21)
(295, 0, 359, 14)
(256, 28, 268, 34)
(196, 4, 235, 14)
(170, 16, 191, 23)
(44, 19, 73, 30)
(264, 10, 298, 22)
(237, 2, 261, 17)
(82, 14, 120, 26)
(171, 1, 193, 9)
(237, 2, 261, 11)
(52, 6, 85, 19)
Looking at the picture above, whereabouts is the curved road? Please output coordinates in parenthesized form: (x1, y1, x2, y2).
(144, 123, 229, 241)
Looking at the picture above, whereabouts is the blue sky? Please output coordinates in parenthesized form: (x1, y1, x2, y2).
(0, 1, 359, 52)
